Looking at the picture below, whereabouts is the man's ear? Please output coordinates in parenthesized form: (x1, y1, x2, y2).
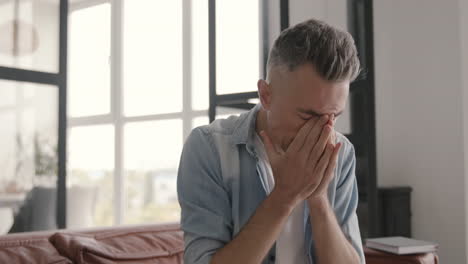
(257, 79, 272, 111)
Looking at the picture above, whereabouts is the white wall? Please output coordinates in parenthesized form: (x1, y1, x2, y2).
(373, 0, 467, 263)
(460, 0, 468, 259)
(287, 0, 468, 263)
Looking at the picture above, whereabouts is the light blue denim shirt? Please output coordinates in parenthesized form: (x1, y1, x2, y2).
(177, 104, 365, 264)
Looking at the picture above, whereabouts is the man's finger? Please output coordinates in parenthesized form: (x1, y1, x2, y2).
(301, 115, 330, 156)
(314, 142, 342, 194)
(328, 114, 336, 127)
(309, 143, 334, 190)
(307, 124, 333, 165)
(286, 118, 317, 154)
(329, 129, 336, 145)
(329, 114, 336, 145)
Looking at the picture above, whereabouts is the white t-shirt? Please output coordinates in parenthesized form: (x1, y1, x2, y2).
(253, 132, 307, 264)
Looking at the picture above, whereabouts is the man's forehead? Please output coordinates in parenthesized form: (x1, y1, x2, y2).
(290, 78, 349, 117)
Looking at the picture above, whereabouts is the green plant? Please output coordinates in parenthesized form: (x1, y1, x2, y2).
(34, 133, 58, 176)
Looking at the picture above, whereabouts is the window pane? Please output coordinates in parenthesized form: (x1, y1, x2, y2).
(123, 0, 183, 116)
(216, 0, 260, 94)
(68, 4, 111, 117)
(216, 106, 248, 119)
(0, 80, 58, 233)
(124, 120, 182, 224)
(191, 107, 248, 131)
(191, 0, 209, 110)
(68, 125, 114, 227)
(192, 116, 209, 129)
(0, 0, 59, 73)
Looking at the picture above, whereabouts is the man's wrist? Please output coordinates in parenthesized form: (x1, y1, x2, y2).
(268, 188, 297, 215)
(307, 196, 331, 215)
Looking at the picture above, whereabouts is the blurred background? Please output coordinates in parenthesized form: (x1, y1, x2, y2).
(0, 0, 467, 263)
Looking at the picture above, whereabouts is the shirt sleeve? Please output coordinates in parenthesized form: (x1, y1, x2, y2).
(177, 127, 233, 264)
(334, 140, 366, 264)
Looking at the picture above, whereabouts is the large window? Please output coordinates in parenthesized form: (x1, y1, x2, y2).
(0, 0, 65, 234)
(0, 80, 58, 194)
(67, 0, 262, 226)
(68, 3, 110, 117)
(216, 0, 260, 95)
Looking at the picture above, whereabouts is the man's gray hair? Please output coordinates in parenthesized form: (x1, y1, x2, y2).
(267, 18, 361, 82)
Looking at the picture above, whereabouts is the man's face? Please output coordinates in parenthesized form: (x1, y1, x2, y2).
(258, 63, 349, 150)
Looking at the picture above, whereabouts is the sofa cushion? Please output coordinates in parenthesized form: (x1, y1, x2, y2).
(0, 237, 72, 264)
(50, 223, 183, 264)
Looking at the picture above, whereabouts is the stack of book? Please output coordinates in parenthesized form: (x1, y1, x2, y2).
(365, 237, 438, 255)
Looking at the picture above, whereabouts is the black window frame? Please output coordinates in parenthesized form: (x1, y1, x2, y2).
(0, 0, 68, 229)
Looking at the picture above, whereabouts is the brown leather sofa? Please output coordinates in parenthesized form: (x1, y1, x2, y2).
(0, 222, 438, 264)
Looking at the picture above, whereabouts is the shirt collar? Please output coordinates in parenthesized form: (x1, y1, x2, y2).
(231, 103, 262, 156)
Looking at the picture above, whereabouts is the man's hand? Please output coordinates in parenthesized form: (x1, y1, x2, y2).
(260, 114, 342, 209)
(307, 114, 340, 204)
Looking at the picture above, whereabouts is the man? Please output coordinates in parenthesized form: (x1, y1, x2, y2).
(177, 19, 364, 264)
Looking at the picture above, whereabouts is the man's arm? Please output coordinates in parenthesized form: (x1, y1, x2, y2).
(211, 189, 293, 264)
(308, 198, 361, 264)
(307, 136, 364, 264)
(178, 128, 295, 264)
(178, 128, 234, 264)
